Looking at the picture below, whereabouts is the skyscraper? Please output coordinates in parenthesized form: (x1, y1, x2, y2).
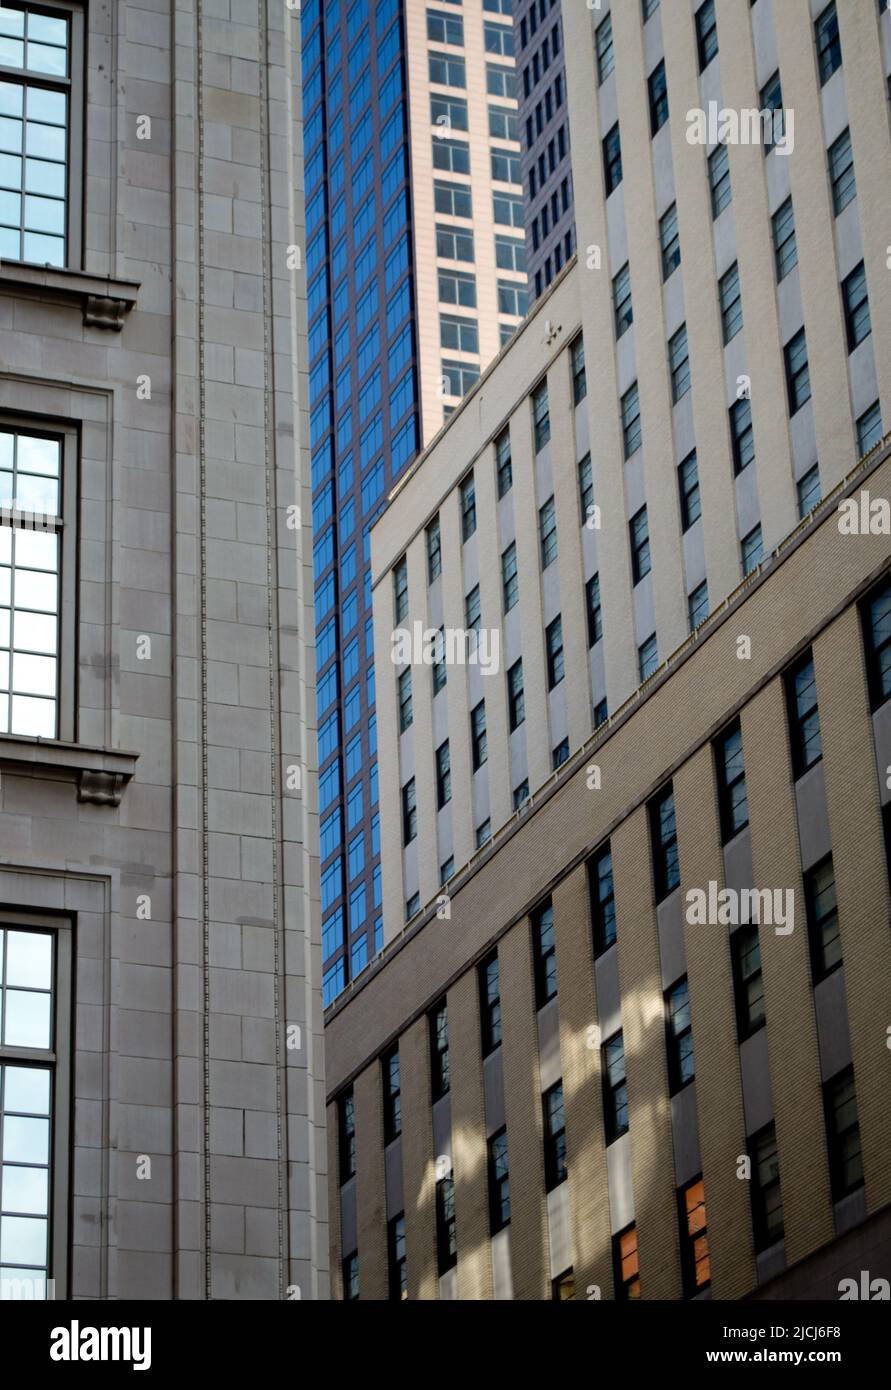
(303, 0, 528, 1005)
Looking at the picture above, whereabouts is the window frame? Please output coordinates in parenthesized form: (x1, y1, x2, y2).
(731, 924, 765, 1041)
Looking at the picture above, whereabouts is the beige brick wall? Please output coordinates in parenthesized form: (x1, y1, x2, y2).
(448, 969, 494, 1300)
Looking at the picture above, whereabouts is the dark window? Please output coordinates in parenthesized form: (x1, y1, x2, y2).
(622, 381, 641, 458)
(730, 396, 755, 475)
(426, 515, 442, 582)
(805, 856, 841, 982)
(586, 573, 603, 646)
(552, 738, 570, 770)
(679, 1178, 711, 1295)
(552, 1269, 575, 1300)
(669, 323, 690, 402)
(829, 128, 855, 214)
(433, 626, 447, 694)
(772, 197, 798, 281)
(397, 667, 413, 733)
(507, 658, 525, 731)
(630, 506, 651, 583)
(539, 495, 558, 567)
(666, 976, 694, 1092)
(495, 428, 512, 496)
(716, 721, 748, 842)
(589, 843, 616, 955)
(785, 651, 822, 777)
(648, 59, 668, 135)
(546, 615, 564, 688)
(543, 1082, 567, 1190)
(613, 263, 633, 339)
(660, 203, 680, 280)
(862, 575, 891, 709)
(602, 1032, 628, 1142)
(731, 926, 765, 1040)
(603, 122, 622, 195)
(460, 475, 477, 540)
(784, 328, 811, 414)
(533, 381, 550, 450)
(343, 1252, 359, 1299)
(815, 2, 842, 84)
(382, 1046, 401, 1143)
(823, 1067, 863, 1201)
(488, 1128, 510, 1232)
(760, 71, 784, 153)
(430, 1001, 450, 1099)
(613, 1224, 640, 1299)
(338, 1088, 356, 1183)
(857, 400, 883, 456)
(435, 1175, 457, 1273)
(742, 523, 763, 576)
(688, 580, 709, 631)
(394, 556, 408, 621)
(842, 261, 871, 351)
(720, 261, 743, 344)
(797, 463, 821, 518)
(502, 540, 518, 613)
(678, 450, 701, 530)
(471, 700, 487, 770)
(650, 785, 680, 900)
(750, 1124, 784, 1251)
(479, 951, 501, 1054)
(402, 777, 416, 845)
(639, 634, 658, 682)
(595, 13, 614, 83)
(708, 143, 731, 218)
(465, 583, 481, 635)
(387, 1214, 407, 1299)
(580, 455, 594, 524)
(695, 0, 718, 71)
(571, 335, 586, 403)
(436, 739, 451, 809)
(533, 899, 557, 1007)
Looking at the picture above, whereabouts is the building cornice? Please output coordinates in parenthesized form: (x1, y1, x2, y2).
(0, 736, 139, 807)
(0, 263, 140, 331)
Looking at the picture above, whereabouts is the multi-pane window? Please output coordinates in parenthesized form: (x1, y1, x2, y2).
(695, 0, 718, 71)
(688, 580, 709, 631)
(394, 556, 408, 622)
(441, 359, 478, 397)
(440, 857, 454, 886)
(436, 222, 474, 261)
(603, 122, 622, 195)
(441, 313, 478, 354)
(731, 926, 765, 1040)
(491, 150, 520, 185)
(488, 1128, 510, 1232)
(546, 615, 564, 689)
(475, 819, 491, 848)
(862, 576, 891, 709)
(480, 952, 501, 1055)
(669, 324, 690, 402)
(797, 463, 821, 518)
(552, 1270, 575, 1301)
(643, 0, 660, 18)
(679, 1178, 710, 1295)
(857, 400, 882, 457)
(512, 780, 528, 810)
(589, 843, 616, 956)
(708, 143, 731, 218)
(648, 60, 668, 135)
(630, 506, 650, 584)
(483, 19, 512, 55)
(0, 924, 57, 1299)
(823, 1067, 863, 1201)
(622, 382, 641, 458)
(552, 739, 570, 770)
(435, 739, 451, 809)
(678, 450, 701, 530)
(382, 1046, 401, 1143)
(427, 516, 442, 583)
(750, 1124, 784, 1251)
(571, 335, 586, 404)
(578, 453, 594, 524)
(0, 426, 66, 737)
(435, 1176, 457, 1274)
(494, 231, 523, 271)
(435, 180, 473, 220)
(805, 856, 841, 982)
(720, 262, 743, 344)
(428, 52, 466, 87)
(660, 202, 680, 280)
(614, 1224, 640, 1300)
(397, 667, 412, 733)
(427, 8, 464, 44)
(784, 328, 811, 414)
(433, 137, 470, 174)
(760, 71, 784, 153)
(460, 475, 476, 540)
(501, 541, 518, 613)
(401, 777, 416, 845)
(666, 977, 694, 1093)
(772, 197, 797, 281)
(497, 279, 526, 316)
(470, 699, 487, 771)
(842, 262, 870, 352)
(429, 1001, 450, 1100)
(338, 1089, 356, 1183)
(387, 1213, 407, 1299)
(586, 573, 602, 647)
(539, 496, 557, 568)
(532, 899, 556, 1008)
(495, 428, 512, 497)
(595, 13, 613, 84)
(431, 94, 468, 132)
(532, 381, 550, 451)
(543, 1082, 567, 1190)
(785, 651, 821, 776)
(342, 1252, 359, 1300)
(0, 5, 75, 269)
(507, 658, 524, 731)
(639, 634, 658, 682)
(815, 2, 842, 84)
(716, 721, 748, 842)
(829, 129, 855, 214)
(438, 267, 476, 307)
(433, 625, 447, 695)
(465, 584, 481, 635)
(650, 785, 680, 901)
(730, 396, 754, 475)
(602, 1032, 628, 1142)
(613, 263, 633, 339)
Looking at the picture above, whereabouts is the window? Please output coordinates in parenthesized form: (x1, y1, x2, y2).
(475, 819, 491, 848)
(487, 65, 516, 101)
(401, 777, 416, 845)
(532, 899, 557, 1007)
(539, 496, 557, 568)
(495, 429, 512, 496)
(829, 129, 855, 214)
(741, 524, 763, 576)
(595, 13, 613, 84)
(614, 1225, 640, 1299)
(338, 1089, 356, 1183)
(571, 336, 586, 404)
(666, 977, 694, 1093)
(438, 267, 476, 307)
(553, 739, 570, 770)
(648, 60, 668, 135)
(513, 780, 529, 810)
(650, 785, 680, 900)
(784, 328, 811, 414)
(397, 668, 413, 732)
(546, 616, 564, 689)
(484, 20, 513, 55)
(0, 424, 71, 737)
(716, 721, 748, 842)
(471, 700, 487, 771)
(815, 3, 841, 84)
(494, 233, 524, 272)
(586, 573, 603, 648)
(543, 1082, 567, 1190)
(622, 383, 641, 458)
(823, 1068, 863, 1201)
(695, 0, 718, 71)
(750, 1124, 784, 1251)
(435, 740, 451, 810)
(630, 506, 650, 584)
(660, 203, 680, 280)
(862, 576, 891, 709)
(639, 634, 658, 681)
(491, 150, 520, 184)
(436, 222, 474, 261)
(427, 8, 464, 45)
(493, 191, 523, 228)
(433, 626, 447, 695)
(0, 5, 78, 269)
(678, 451, 701, 531)
(842, 262, 870, 352)
(480, 952, 501, 1054)
(603, 122, 622, 195)
(797, 464, 821, 518)
(589, 844, 616, 955)
(594, 698, 608, 728)
(426, 517, 442, 585)
(760, 71, 784, 154)
(460, 475, 476, 540)
(679, 1178, 711, 1295)
(643, 0, 660, 17)
(434, 180, 472, 220)
(441, 359, 479, 397)
(730, 397, 754, 476)
(805, 856, 841, 982)
(387, 1214, 407, 1299)
(785, 652, 822, 777)
(507, 659, 524, 732)
(342, 1252, 359, 1300)
(441, 313, 478, 354)
(429, 1001, 450, 1101)
(433, 136, 470, 174)
(440, 857, 454, 886)
(552, 1269, 575, 1300)
(708, 144, 731, 218)
(497, 279, 526, 317)
(394, 556, 408, 622)
(772, 197, 797, 281)
(731, 926, 765, 1040)
(382, 1046, 401, 1143)
(602, 1033, 628, 1142)
(688, 580, 709, 631)
(488, 1129, 510, 1232)
(532, 382, 550, 450)
(613, 263, 633, 339)
(465, 584, 481, 635)
(720, 262, 743, 344)
(502, 541, 518, 613)
(857, 400, 883, 457)
(669, 324, 690, 402)
(431, 93, 468, 132)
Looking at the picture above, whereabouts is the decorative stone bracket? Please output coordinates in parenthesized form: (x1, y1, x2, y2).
(0, 736, 138, 806)
(0, 262, 139, 331)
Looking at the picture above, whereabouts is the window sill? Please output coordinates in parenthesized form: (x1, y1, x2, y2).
(0, 735, 138, 806)
(0, 262, 140, 331)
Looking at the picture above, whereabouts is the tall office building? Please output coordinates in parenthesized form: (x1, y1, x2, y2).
(325, 0, 891, 1298)
(303, 0, 528, 1005)
(0, 1, 326, 1300)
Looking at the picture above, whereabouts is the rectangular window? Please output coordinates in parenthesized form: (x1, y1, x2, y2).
(465, 584, 481, 634)
(648, 59, 668, 135)
(543, 1082, 567, 1190)
(720, 262, 743, 344)
(586, 573, 603, 648)
(480, 952, 501, 1054)
(571, 336, 586, 404)
(602, 1032, 628, 1142)
(742, 523, 763, 576)
(434, 179, 472, 220)
(433, 136, 470, 175)
(483, 19, 513, 55)
(797, 463, 821, 518)
(401, 777, 416, 845)
(772, 197, 797, 281)
(669, 324, 690, 402)
(539, 495, 557, 568)
(829, 129, 855, 214)
(639, 634, 658, 682)
(630, 505, 650, 584)
(438, 267, 476, 307)
(750, 1124, 784, 1251)
(678, 450, 701, 531)
(730, 396, 754, 475)
(688, 580, 709, 631)
(578, 453, 594, 526)
(501, 541, 518, 614)
(532, 382, 550, 451)
(532, 899, 557, 1007)
(862, 575, 891, 709)
(492, 191, 523, 228)
(595, 13, 613, 83)
(430, 93, 468, 131)
(842, 261, 870, 352)
(488, 1129, 510, 1232)
(435, 1175, 457, 1275)
(823, 1067, 863, 1201)
(405, 892, 420, 921)
(650, 785, 680, 901)
(731, 925, 765, 1040)
(666, 977, 694, 1093)
(857, 400, 883, 457)
(441, 312, 478, 354)
(695, 0, 718, 71)
(387, 1213, 407, 1299)
(553, 738, 570, 770)
(393, 556, 408, 622)
(613, 263, 633, 339)
(382, 1046, 401, 1143)
(716, 721, 748, 842)
(603, 122, 622, 196)
(494, 233, 524, 272)
(440, 857, 454, 886)
(784, 328, 811, 414)
(436, 222, 474, 261)
(622, 382, 641, 458)
(426, 516, 442, 584)
(495, 429, 512, 497)
(496, 279, 526, 317)
(552, 1269, 575, 1300)
(427, 8, 464, 44)
(614, 1224, 640, 1299)
(338, 1089, 356, 1183)
(815, 2, 842, 84)
(546, 615, 564, 689)
(471, 700, 487, 771)
(460, 475, 477, 540)
(785, 651, 822, 777)
(435, 739, 451, 810)
(513, 780, 529, 810)
(507, 658, 524, 732)
(432, 626, 447, 694)
(660, 203, 680, 280)
(678, 1178, 711, 1295)
(589, 843, 616, 955)
(441, 359, 479, 397)
(475, 819, 491, 848)
(805, 856, 841, 982)
(709, 143, 731, 218)
(429, 1001, 450, 1101)
(397, 667, 412, 732)
(342, 1252, 359, 1300)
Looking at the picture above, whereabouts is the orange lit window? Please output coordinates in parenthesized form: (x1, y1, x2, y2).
(615, 1223, 640, 1300)
(682, 1178, 711, 1293)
